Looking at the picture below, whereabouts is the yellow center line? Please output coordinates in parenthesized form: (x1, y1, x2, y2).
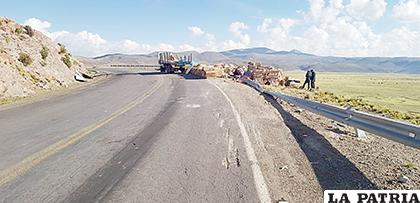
(0, 78, 163, 186)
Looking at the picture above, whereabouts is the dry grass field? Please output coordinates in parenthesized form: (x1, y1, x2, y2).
(281, 71, 420, 125)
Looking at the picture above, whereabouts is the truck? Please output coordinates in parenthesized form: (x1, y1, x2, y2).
(158, 52, 193, 73)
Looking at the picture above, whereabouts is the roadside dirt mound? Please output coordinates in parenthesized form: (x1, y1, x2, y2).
(0, 17, 86, 100)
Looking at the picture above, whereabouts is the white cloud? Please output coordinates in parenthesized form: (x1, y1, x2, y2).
(24, 18, 51, 34)
(305, 0, 386, 22)
(205, 33, 218, 51)
(252, 0, 420, 56)
(257, 18, 296, 34)
(157, 43, 175, 51)
(188, 26, 205, 36)
(257, 18, 272, 33)
(50, 30, 108, 56)
(222, 40, 246, 50)
(256, 18, 297, 51)
(380, 26, 420, 56)
(306, 0, 327, 21)
(229, 21, 248, 34)
(260, 15, 388, 56)
(187, 25, 218, 51)
(178, 44, 196, 51)
(254, 0, 420, 57)
(393, 0, 420, 22)
(223, 21, 251, 49)
(346, 0, 387, 20)
(118, 40, 154, 53)
(121, 39, 140, 51)
(305, 0, 346, 25)
(23, 18, 184, 56)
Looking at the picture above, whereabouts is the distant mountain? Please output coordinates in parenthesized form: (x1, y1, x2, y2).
(82, 53, 157, 66)
(271, 49, 315, 56)
(80, 47, 420, 74)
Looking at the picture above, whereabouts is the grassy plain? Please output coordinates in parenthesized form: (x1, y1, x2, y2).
(282, 71, 420, 124)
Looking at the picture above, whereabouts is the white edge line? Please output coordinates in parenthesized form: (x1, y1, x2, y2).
(210, 80, 272, 203)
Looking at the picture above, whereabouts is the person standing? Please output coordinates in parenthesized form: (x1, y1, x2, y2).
(302, 70, 312, 90)
(310, 69, 316, 90)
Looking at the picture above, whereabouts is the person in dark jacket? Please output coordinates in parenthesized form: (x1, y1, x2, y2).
(301, 70, 312, 90)
(310, 69, 316, 90)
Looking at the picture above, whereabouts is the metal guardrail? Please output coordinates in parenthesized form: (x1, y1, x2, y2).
(242, 78, 420, 149)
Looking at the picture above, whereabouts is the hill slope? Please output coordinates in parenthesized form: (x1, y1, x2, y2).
(0, 17, 85, 99)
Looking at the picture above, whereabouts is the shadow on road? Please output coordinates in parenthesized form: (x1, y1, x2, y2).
(180, 74, 205, 80)
(262, 93, 377, 190)
(111, 71, 165, 76)
(138, 72, 167, 76)
(113, 72, 144, 76)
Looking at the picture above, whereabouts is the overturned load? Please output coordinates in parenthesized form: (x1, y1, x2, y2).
(246, 62, 285, 86)
(189, 63, 237, 78)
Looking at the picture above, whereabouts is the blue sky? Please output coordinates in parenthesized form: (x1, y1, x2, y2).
(2, 0, 420, 57)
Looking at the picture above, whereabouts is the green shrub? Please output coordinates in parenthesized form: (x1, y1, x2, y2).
(40, 46, 49, 60)
(16, 65, 29, 78)
(15, 27, 23, 34)
(18, 53, 32, 66)
(61, 54, 72, 68)
(29, 73, 40, 84)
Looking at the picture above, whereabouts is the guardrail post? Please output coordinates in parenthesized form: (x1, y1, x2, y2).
(355, 128, 367, 138)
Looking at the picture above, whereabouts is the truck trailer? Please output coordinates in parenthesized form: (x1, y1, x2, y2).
(158, 52, 193, 73)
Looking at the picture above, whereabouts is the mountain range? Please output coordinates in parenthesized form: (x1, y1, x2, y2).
(79, 47, 420, 74)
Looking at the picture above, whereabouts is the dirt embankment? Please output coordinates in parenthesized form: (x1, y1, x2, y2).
(0, 17, 86, 102)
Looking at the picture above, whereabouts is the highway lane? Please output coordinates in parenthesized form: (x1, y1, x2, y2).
(0, 69, 263, 202)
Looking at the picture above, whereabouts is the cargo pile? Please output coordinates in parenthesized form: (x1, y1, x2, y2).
(246, 62, 285, 86)
(189, 62, 287, 86)
(189, 67, 207, 78)
(189, 63, 236, 79)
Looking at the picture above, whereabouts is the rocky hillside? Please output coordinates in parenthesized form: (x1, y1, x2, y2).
(0, 17, 85, 100)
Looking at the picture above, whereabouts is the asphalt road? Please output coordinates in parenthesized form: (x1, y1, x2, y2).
(0, 69, 263, 202)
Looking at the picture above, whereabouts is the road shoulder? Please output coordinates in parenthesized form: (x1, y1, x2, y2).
(213, 78, 323, 202)
(215, 77, 419, 195)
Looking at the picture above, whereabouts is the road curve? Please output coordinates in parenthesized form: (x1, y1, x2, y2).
(0, 69, 263, 202)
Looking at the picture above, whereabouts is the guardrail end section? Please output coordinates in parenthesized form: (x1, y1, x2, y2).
(355, 128, 367, 138)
